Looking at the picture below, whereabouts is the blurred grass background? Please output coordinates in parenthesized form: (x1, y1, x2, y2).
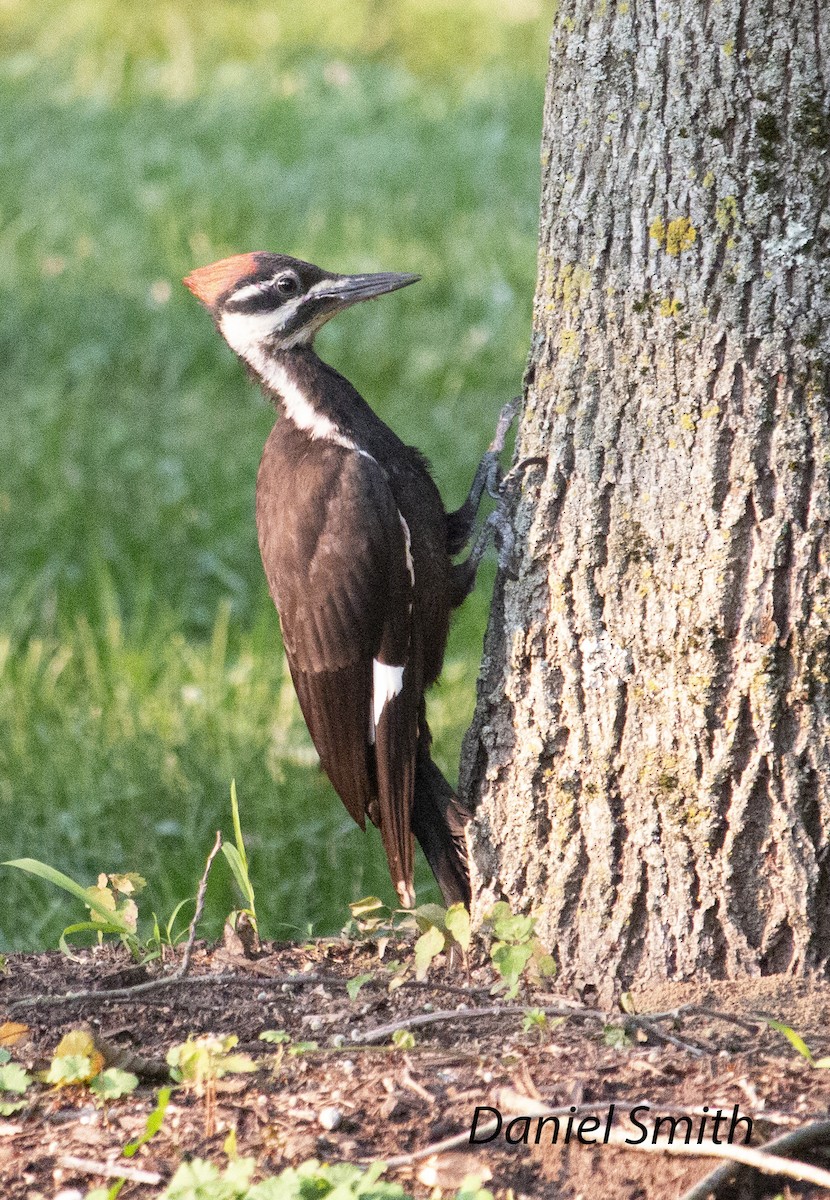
(0, 0, 550, 950)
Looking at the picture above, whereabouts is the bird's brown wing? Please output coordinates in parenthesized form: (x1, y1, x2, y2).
(256, 439, 420, 900)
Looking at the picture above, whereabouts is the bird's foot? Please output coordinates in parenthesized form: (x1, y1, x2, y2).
(483, 397, 521, 499)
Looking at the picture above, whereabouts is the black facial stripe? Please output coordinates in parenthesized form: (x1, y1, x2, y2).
(225, 286, 283, 315)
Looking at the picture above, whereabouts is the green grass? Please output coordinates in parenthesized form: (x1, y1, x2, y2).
(0, 0, 548, 950)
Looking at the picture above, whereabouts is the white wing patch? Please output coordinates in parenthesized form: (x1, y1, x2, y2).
(373, 659, 404, 727)
(368, 511, 414, 743)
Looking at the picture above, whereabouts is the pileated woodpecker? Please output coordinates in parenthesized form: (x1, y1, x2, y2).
(184, 252, 514, 910)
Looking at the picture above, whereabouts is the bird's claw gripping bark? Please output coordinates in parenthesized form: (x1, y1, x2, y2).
(484, 398, 521, 499)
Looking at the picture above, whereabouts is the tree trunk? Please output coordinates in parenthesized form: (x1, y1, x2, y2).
(462, 0, 830, 992)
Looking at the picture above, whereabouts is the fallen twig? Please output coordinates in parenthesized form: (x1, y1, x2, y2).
(350, 1003, 604, 1045)
(177, 829, 223, 978)
(678, 1118, 830, 1200)
(58, 1154, 163, 1185)
(8, 971, 326, 1012)
(631, 1015, 708, 1057)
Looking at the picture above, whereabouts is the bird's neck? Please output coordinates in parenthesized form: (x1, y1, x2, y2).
(247, 343, 395, 456)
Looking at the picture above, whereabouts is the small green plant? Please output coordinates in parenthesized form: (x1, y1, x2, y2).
(167, 1034, 257, 1091)
(391, 1029, 416, 1051)
(123, 1086, 173, 1157)
(155, 1156, 494, 1199)
(2, 858, 192, 962)
(522, 1007, 549, 1042)
(45, 1030, 138, 1099)
(258, 1029, 294, 1072)
(82, 1086, 173, 1199)
(0, 1048, 33, 1115)
(603, 1024, 633, 1050)
(346, 971, 375, 1000)
(483, 902, 556, 999)
(221, 780, 259, 944)
(345, 896, 398, 941)
(3, 859, 144, 958)
(168, 1033, 258, 1137)
(258, 1030, 291, 1045)
(146, 897, 195, 959)
(767, 1019, 830, 1068)
(160, 1157, 409, 1200)
(413, 902, 471, 980)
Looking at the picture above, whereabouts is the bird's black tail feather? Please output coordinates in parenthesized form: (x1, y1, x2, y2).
(412, 730, 471, 908)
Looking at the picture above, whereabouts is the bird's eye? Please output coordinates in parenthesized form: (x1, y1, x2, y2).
(275, 273, 300, 298)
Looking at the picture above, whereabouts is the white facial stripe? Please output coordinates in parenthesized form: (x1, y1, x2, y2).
(373, 659, 404, 727)
(221, 308, 283, 356)
(219, 318, 357, 449)
(228, 281, 268, 305)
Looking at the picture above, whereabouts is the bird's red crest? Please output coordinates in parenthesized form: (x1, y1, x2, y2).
(182, 252, 263, 306)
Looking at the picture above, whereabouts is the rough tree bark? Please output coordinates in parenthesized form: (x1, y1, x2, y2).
(462, 0, 830, 990)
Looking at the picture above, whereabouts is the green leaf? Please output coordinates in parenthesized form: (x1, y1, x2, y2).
(229, 780, 247, 868)
(86, 1187, 124, 1200)
(413, 903, 448, 932)
(391, 1029, 416, 1050)
(222, 842, 254, 911)
(0, 1100, 27, 1115)
(522, 1007, 546, 1032)
(90, 1068, 139, 1100)
(347, 972, 374, 1001)
(287, 1041, 318, 1056)
(603, 1024, 632, 1049)
(159, 1158, 222, 1199)
(491, 912, 534, 943)
(259, 1030, 290, 1045)
(767, 1019, 815, 1064)
(3, 859, 134, 935)
(445, 903, 471, 953)
(106, 873, 147, 896)
(0, 1062, 32, 1094)
(349, 896, 386, 918)
(491, 941, 532, 996)
(164, 898, 195, 945)
(123, 1086, 171, 1157)
(47, 1053, 94, 1085)
(414, 923, 445, 981)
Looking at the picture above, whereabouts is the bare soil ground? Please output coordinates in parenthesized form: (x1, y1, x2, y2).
(2, 938, 830, 1200)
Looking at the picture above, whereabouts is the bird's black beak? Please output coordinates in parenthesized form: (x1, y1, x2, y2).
(316, 271, 421, 310)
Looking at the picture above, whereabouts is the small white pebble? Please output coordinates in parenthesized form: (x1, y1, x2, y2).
(318, 1106, 342, 1131)
(481, 1070, 493, 1083)
(342, 1059, 355, 1075)
(54, 1191, 84, 1200)
(257, 991, 268, 1002)
(330, 1034, 346, 1048)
